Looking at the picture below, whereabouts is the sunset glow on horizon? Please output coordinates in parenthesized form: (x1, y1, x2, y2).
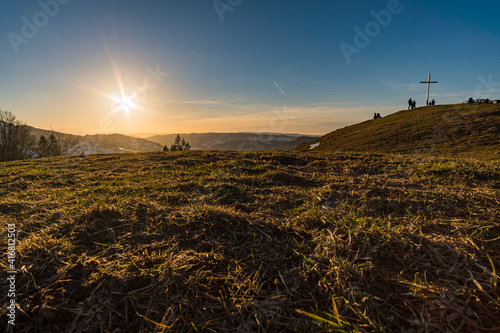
(1, 1, 499, 137)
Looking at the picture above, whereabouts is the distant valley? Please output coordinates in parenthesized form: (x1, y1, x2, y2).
(28, 127, 320, 154)
(146, 133, 320, 151)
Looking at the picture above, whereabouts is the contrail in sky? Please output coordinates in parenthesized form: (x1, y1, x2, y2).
(274, 81, 286, 96)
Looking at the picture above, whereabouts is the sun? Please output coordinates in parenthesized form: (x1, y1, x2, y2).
(110, 93, 138, 114)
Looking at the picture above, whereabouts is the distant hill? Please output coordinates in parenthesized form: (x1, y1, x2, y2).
(27, 127, 319, 155)
(29, 127, 81, 142)
(79, 134, 163, 154)
(295, 103, 500, 160)
(27, 128, 164, 155)
(146, 133, 320, 151)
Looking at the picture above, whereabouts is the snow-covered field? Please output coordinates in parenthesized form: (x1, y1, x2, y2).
(76, 141, 142, 155)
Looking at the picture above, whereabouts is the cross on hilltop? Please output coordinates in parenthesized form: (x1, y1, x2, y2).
(420, 73, 439, 106)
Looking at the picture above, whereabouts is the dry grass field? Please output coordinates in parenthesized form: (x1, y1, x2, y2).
(1, 151, 499, 332)
(296, 103, 500, 161)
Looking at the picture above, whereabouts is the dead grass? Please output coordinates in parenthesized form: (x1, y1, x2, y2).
(296, 103, 500, 161)
(0, 151, 499, 332)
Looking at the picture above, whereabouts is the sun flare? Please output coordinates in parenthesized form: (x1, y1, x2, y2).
(111, 93, 137, 114)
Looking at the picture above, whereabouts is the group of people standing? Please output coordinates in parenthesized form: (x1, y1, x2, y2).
(408, 98, 417, 109)
(408, 98, 436, 109)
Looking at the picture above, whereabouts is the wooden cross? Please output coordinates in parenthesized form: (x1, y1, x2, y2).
(420, 73, 438, 106)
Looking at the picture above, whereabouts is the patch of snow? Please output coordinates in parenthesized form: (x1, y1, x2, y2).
(309, 142, 320, 150)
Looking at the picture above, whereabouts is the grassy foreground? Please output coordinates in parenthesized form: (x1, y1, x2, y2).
(1, 151, 499, 332)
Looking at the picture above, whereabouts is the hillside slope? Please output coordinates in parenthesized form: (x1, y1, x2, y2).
(295, 103, 500, 160)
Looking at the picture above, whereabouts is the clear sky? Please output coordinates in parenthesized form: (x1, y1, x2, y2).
(1, 0, 499, 136)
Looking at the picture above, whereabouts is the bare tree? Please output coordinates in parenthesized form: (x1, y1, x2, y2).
(50, 128, 80, 156)
(0, 110, 36, 162)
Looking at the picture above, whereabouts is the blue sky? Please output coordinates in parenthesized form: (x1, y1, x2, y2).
(1, 0, 499, 135)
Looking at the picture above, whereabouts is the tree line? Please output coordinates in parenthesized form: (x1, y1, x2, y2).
(1, 110, 79, 162)
(1, 110, 192, 162)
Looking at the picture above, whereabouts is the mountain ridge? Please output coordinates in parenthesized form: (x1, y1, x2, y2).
(146, 133, 320, 151)
(27, 126, 319, 153)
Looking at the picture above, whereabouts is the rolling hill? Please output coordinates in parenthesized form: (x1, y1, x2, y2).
(79, 134, 163, 154)
(28, 128, 164, 155)
(295, 103, 500, 160)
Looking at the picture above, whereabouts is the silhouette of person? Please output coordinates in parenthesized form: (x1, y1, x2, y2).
(374, 113, 377, 120)
(377, 113, 381, 119)
(412, 100, 416, 109)
(431, 99, 436, 106)
(408, 98, 413, 110)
